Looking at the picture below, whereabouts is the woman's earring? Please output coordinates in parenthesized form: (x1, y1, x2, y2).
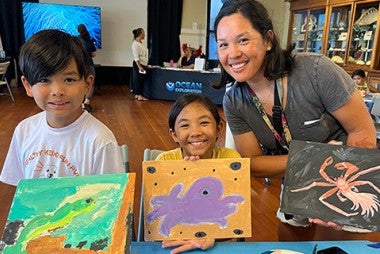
(266, 46, 272, 51)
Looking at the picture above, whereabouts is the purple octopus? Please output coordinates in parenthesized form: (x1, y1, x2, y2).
(146, 176, 244, 237)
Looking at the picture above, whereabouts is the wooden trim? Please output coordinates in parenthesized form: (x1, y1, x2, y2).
(289, 0, 328, 11)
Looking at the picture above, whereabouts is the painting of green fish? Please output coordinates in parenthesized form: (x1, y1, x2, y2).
(0, 173, 135, 253)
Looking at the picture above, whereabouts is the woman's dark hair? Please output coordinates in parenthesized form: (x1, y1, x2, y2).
(351, 69, 366, 78)
(213, 0, 294, 88)
(19, 29, 92, 86)
(132, 28, 144, 39)
(168, 93, 221, 130)
(77, 24, 90, 41)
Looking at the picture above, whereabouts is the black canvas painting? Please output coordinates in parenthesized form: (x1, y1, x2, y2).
(281, 140, 380, 231)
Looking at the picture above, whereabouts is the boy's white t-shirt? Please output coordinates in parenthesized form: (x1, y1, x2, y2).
(0, 111, 124, 186)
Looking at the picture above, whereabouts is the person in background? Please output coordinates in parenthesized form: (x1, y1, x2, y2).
(77, 24, 97, 112)
(156, 93, 241, 253)
(131, 28, 149, 101)
(351, 69, 377, 95)
(213, 0, 377, 241)
(0, 29, 124, 232)
(176, 47, 195, 69)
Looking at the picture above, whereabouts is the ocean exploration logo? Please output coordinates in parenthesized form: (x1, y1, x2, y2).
(165, 81, 202, 94)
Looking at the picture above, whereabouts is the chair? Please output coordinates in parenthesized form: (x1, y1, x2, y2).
(119, 144, 130, 172)
(0, 61, 15, 102)
(137, 148, 164, 242)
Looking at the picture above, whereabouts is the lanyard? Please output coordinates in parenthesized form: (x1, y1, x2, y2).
(249, 78, 292, 152)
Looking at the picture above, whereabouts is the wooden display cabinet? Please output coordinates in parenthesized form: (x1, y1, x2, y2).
(288, 0, 380, 88)
(288, 0, 328, 54)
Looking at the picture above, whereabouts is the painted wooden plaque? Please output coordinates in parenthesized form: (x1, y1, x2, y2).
(281, 140, 380, 231)
(0, 173, 136, 253)
(142, 158, 251, 241)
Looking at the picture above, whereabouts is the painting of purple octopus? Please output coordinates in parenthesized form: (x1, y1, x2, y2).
(281, 140, 380, 231)
(142, 158, 251, 241)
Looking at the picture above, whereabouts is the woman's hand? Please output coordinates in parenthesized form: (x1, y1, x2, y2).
(309, 218, 343, 231)
(162, 239, 215, 254)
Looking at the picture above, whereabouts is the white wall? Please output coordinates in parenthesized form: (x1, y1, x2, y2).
(40, 0, 290, 66)
(41, 0, 147, 67)
(179, 0, 290, 57)
(261, 0, 290, 48)
(180, 0, 207, 55)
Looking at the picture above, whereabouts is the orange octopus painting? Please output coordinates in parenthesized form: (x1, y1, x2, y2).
(280, 140, 380, 231)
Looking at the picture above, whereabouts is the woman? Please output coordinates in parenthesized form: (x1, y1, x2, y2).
(213, 0, 376, 240)
(78, 24, 97, 112)
(131, 28, 149, 101)
(176, 47, 195, 69)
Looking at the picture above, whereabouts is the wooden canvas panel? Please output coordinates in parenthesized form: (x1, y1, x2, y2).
(142, 158, 251, 241)
(281, 140, 380, 231)
(0, 173, 136, 253)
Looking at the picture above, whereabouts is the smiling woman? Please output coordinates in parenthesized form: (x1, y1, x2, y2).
(212, 0, 376, 242)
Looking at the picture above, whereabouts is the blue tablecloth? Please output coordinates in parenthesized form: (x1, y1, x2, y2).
(144, 67, 225, 105)
(130, 240, 378, 253)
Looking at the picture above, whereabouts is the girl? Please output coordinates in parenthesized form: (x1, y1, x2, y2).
(156, 93, 241, 253)
(156, 93, 240, 161)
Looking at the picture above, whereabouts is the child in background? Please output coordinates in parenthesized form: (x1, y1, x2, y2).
(351, 69, 378, 95)
(352, 69, 368, 96)
(156, 93, 241, 253)
(0, 30, 124, 229)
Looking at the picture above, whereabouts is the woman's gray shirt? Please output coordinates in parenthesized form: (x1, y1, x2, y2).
(224, 53, 356, 154)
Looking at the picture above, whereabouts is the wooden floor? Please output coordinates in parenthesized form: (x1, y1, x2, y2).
(0, 84, 379, 242)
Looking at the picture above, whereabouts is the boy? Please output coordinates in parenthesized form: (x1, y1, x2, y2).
(0, 29, 124, 231)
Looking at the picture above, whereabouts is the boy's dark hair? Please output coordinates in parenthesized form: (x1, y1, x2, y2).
(19, 29, 92, 86)
(168, 93, 221, 130)
(351, 69, 366, 78)
(212, 0, 294, 88)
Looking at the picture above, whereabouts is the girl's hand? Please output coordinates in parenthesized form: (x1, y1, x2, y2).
(162, 239, 215, 254)
(183, 155, 200, 161)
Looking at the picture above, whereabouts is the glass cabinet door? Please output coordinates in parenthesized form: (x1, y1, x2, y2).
(292, 10, 308, 52)
(306, 9, 325, 54)
(326, 5, 351, 64)
(349, 2, 380, 67)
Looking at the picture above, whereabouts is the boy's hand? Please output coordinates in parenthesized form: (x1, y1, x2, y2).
(162, 238, 215, 254)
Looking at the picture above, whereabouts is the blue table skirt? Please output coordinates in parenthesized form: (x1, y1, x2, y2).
(130, 240, 378, 253)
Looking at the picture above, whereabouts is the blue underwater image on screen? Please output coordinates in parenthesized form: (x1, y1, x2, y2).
(22, 2, 102, 48)
(207, 0, 224, 60)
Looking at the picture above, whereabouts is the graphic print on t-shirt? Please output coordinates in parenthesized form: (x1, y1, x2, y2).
(25, 149, 80, 178)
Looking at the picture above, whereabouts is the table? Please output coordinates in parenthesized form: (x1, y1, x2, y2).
(144, 67, 225, 105)
(130, 240, 378, 253)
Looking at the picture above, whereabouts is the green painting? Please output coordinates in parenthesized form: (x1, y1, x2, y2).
(0, 173, 135, 253)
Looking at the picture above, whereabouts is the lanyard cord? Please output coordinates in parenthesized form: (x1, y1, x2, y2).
(250, 78, 292, 152)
